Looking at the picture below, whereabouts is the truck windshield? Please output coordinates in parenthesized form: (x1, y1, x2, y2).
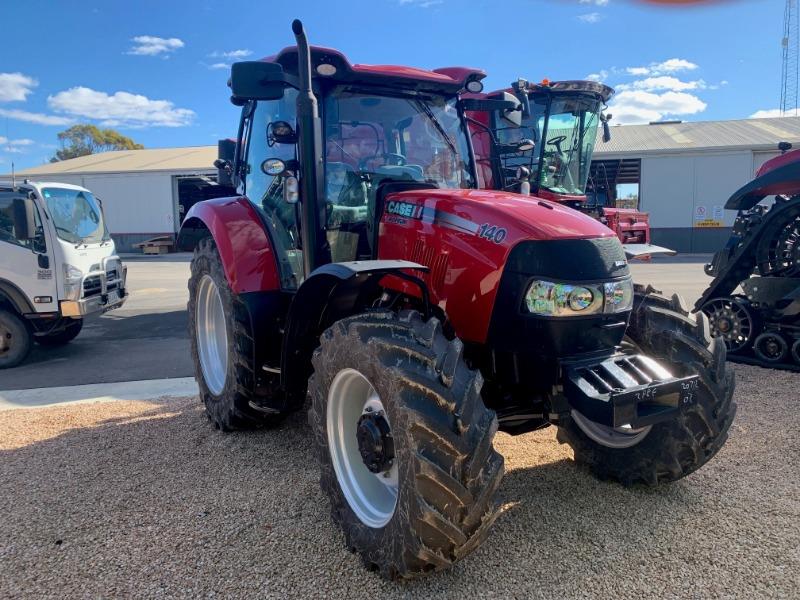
(324, 90, 474, 195)
(534, 96, 601, 196)
(42, 187, 109, 245)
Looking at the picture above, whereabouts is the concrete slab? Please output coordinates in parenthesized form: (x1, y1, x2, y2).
(0, 377, 198, 411)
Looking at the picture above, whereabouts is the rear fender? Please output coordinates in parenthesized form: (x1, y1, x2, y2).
(280, 260, 428, 411)
(177, 197, 280, 293)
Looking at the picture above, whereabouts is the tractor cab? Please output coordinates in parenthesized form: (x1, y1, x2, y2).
(474, 79, 613, 204)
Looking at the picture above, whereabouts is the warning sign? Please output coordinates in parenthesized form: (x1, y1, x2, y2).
(694, 205, 724, 227)
(695, 219, 724, 228)
(694, 205, 707, 221)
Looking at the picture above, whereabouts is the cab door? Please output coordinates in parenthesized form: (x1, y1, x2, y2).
(0, 192, 58, 313)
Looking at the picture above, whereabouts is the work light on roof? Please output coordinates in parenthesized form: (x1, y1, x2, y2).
(316, 63, 337, 76)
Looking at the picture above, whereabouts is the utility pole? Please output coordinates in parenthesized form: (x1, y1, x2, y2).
(781, 0, 799, 115)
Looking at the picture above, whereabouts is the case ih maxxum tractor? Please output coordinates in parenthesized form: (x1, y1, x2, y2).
(468, 78, 656, 255)
(178, 21, 735, 579)
(698, 144, 800, 371)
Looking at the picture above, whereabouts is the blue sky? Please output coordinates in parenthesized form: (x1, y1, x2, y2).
(0, 0, 787, 170)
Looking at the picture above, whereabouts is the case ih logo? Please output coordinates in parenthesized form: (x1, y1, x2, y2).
(386, 201, 423, 219)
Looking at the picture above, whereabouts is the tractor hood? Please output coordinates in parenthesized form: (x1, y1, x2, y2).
(381, 188, 616, 242)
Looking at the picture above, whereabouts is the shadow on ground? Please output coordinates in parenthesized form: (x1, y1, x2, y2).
(0, 365, 797, 598)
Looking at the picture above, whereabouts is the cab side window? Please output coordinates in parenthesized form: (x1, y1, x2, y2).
(244, 89, 303, 289)
(0, 196, 44, 252)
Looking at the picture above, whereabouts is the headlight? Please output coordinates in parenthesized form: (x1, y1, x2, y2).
(524, 277, 633, 317)
(63, 264, 83, 301)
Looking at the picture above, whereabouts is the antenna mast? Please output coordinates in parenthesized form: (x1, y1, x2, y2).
(781, 0, 800, 115)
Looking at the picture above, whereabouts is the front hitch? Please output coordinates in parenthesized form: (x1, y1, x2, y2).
(560, 353, 699, 429)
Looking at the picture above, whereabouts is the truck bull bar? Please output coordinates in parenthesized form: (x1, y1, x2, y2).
(61, 255, 128, 317)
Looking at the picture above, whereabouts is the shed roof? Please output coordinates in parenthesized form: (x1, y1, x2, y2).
(594, 116, 800, 157)
(14, 146, 217, 176)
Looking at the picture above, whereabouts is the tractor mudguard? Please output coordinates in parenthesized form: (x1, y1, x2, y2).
(623, 243, 676, 259)
(177, 197, 281, 294)
(726, 158, 800, 211)
(280, 260, 428, 411)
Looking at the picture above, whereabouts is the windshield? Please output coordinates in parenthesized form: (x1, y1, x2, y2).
(535, 96, 601, 195)
(324, 90, 474, 197)
(42, 187, 108, 244)
(493, 94, 601, 195)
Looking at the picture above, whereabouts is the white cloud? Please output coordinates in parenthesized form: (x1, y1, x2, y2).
(127, 35, 185, 57)
(0, 108, 74, 126)
(749, 108, 785, 119)
(626, 58, 698, 77)
(207, 63, 230, 70)
(398, 0, 443, 7)
(579, 0, 609, 5)
(0, 73, 38, 102)
(615, 76, 706, 93)
(210, 49, 252, 60)
(586, 70, 610, 82)
(47, 87, 195, 128)
(0, 136, 35, 152)
(610, 90, 707, 124)
(578, 12, 602, 23)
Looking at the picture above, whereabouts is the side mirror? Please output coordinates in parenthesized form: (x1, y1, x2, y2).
(12, 196, 36, 242)
(268, 120, 298, 145)
(498, 91, 522, 128)
(230, 61, 290, 101)
(216, 139, 236, 187)
(601, 112, 612, 143)
(516, 139, 535, 153)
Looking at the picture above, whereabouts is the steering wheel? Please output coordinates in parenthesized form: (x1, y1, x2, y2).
(358, 153, 407, 170)
(547, 135, 567, 149)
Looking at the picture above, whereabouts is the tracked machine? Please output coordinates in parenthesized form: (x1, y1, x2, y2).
(698, 143, 800, 370)
(178, 21, 735, 579)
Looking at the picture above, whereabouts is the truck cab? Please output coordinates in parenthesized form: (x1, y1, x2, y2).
(0, 180, 127, 368)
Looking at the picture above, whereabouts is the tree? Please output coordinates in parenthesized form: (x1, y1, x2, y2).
(50, 125, 144, 162)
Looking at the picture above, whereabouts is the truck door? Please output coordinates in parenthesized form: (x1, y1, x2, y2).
(0, 192, 58, 314)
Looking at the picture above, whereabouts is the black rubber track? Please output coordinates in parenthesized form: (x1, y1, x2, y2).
(188, 238, 283, 430)
(308, 310, 504, 580)
(557, 285, 737, 486)
(36, 319, 83, 346)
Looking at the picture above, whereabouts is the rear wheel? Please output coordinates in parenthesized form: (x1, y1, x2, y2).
(308, 310, 504, 580)
(36, 319, 83, 346)
(557, 287, 736, 485)
(188, 237, 283, 430)
(0, 309, 32, 369)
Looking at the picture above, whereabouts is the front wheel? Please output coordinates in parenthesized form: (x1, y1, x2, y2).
(36, 319, 83, 346)
(188, 237, 282, 430)
(557, 286, 736, 485)
(0, 309, 32, 369)
(308, 310, 504, 580)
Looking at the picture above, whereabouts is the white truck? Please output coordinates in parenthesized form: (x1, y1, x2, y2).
(0, 180, 127, 368)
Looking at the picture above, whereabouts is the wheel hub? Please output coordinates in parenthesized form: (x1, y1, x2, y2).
(0, 328, 10, 354)
(702, 297, 755, 353)
(356, 410, 395, 473)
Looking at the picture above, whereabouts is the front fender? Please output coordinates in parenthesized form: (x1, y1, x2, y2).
(178, 197, 281, 294)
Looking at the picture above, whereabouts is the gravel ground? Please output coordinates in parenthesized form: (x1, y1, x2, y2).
(1, 364, 799, 599)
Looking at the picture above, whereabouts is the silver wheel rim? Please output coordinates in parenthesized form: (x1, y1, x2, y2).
(327, 368, 398, 528)
(571, 410, 651, 449)
(195, 274, 228, 396)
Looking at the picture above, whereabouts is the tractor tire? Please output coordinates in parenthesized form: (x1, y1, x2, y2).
(557, 286, 736, 486)
(36, 319, 83, 346)
(188, 237, 282, 430)
(0, 309, 32, 369)
(308, 310, 504, 580)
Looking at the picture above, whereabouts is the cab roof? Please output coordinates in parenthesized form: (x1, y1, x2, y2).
(264, 45, 485, 94)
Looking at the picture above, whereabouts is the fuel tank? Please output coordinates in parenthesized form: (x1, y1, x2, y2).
(377, 188, 619, 343)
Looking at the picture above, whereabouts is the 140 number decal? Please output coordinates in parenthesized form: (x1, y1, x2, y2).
(478, 223, 507, 244)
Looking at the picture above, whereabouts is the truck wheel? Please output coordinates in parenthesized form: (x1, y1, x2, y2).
(308, 310, 504, 580)
(0, 309, 32, 369)
(36, 319, 83, 346)
(188, 237, 281, 430)
(557, 286, 736, 486)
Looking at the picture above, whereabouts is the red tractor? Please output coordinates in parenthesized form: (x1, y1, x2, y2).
(468, 78, 658, 257)
(178, 21, 735, 579)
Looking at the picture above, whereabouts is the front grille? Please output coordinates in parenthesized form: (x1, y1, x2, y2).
(574, 354, 673, 394)
(83, 269, 121, 297)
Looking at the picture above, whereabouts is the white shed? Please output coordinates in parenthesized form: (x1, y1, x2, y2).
(592, 116, 800, 253)
(11, 146, 220, 252)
